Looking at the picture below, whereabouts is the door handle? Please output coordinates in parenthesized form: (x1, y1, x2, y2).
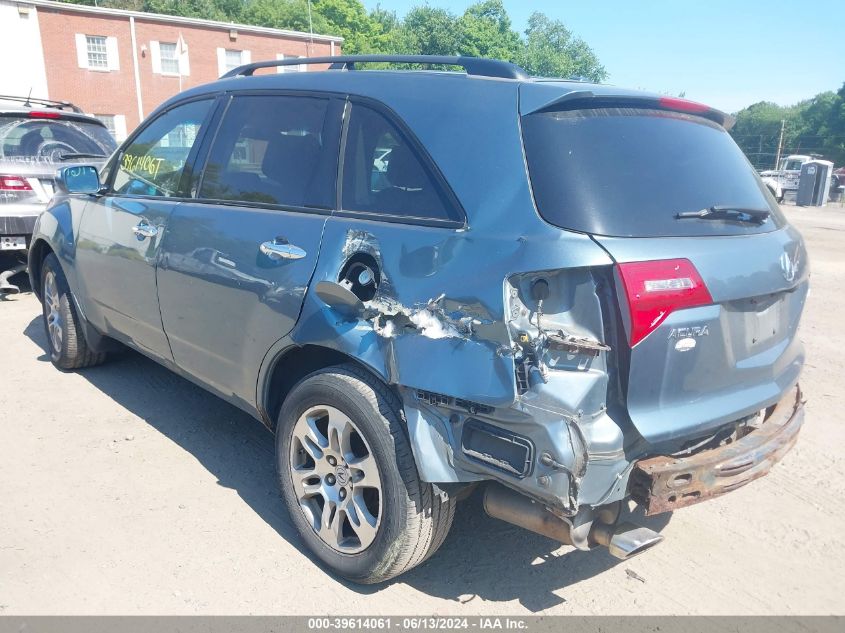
(132, 221, 158, 240)
(260, 238, 306, 261)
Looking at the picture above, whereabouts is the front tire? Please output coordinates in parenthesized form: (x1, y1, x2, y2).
(276, 364, 454, 584)
(40, 253, 106, 370)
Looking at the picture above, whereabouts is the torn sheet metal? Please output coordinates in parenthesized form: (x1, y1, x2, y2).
(286, 216, 626, 512)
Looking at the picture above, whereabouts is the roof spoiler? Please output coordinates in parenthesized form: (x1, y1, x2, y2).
(526, 91, 734, 129)
(222, 55, 530, 81)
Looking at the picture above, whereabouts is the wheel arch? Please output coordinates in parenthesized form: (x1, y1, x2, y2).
(258, 343, 395, 431)
(27, 238, 55, 301)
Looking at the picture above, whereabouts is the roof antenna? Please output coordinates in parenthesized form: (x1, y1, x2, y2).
(24, 87, 32, 108)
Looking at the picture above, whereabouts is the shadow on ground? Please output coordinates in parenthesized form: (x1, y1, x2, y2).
(23, 314, 671, 612)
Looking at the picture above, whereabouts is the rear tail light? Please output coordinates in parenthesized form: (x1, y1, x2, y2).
(0, 174, 39, 205)
(0, 175, 33, 191)
(617, 258, 713, 347)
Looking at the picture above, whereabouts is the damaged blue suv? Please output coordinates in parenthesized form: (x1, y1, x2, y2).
(29, 55, 807, 584)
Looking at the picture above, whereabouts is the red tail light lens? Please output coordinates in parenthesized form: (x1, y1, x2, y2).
(28, 111, 62, 119)
(658, 96, 711, 114)
(617, 258, 713, 347)
(0, 175, 33, 191)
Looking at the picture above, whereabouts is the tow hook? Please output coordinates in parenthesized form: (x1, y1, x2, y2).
(483, 483, 663, 560)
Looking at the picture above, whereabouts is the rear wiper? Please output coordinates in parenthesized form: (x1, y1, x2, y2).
(58, 152, 107, 161)
(674, 205, 770, 225)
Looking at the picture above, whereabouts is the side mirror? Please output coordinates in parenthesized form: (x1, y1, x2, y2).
(57, 165, 101, 195)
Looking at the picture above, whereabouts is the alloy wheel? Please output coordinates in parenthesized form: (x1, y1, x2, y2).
(289, 405, 382, 553)
(44, 271, 63, 354)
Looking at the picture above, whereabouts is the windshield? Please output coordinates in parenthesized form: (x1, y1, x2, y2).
(521, 107, 784, 238)
(0, 116, 116, 164)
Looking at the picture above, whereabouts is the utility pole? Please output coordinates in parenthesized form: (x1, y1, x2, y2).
(774, 119, 785, 170)
(307, 0, 314, 57)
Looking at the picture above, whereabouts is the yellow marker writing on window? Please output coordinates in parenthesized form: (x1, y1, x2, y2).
(121, 153, 166, 179)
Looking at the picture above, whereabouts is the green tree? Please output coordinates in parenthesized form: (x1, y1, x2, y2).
(312, 0, 387, 54)
(730, 86, 845, 170)
(241, 0, 330, 35)
(730, 101, 800, 169)
(457, 1, 521, 61)
(395, 6, 460, 56)
(517, 12, 607, 81)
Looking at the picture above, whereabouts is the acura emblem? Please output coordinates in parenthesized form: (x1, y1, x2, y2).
(780, 249, 798, 283)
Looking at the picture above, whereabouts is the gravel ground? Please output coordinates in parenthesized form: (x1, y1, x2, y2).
(0, 204, 843, 615)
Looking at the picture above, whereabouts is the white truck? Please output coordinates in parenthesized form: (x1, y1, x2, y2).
(759, 154, 814, 202)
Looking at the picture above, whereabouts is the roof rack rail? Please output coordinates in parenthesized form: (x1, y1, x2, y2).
(0, 95, 83, 113)
(221, 55, 530, 81)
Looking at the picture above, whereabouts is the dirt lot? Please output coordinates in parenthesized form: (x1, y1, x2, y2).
(1, 204, 844, 615)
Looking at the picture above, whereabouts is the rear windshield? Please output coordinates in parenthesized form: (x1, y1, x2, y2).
(0, 116, 116, 164)
(521, 107, 784, 237)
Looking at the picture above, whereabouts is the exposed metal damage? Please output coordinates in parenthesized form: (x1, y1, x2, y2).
(319, 228, 494, 341)
(311, 227, 635, 525)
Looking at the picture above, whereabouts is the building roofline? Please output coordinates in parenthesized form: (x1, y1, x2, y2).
(21, 0, 344, 43)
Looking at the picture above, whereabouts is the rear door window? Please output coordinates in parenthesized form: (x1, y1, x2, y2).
(340, 103, 461, 224)
(112, 99, 212, 197)
(198, 95, 335, 209)
(521, 107, 785, 237)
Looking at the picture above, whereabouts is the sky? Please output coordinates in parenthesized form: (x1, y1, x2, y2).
(362, 0, 845, 113)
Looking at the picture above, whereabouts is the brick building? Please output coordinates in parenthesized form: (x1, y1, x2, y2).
(0, 0, 342, 140)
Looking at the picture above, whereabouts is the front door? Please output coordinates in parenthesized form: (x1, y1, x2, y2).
(156, 94, 342, 403)
(75, 99, 215, 362)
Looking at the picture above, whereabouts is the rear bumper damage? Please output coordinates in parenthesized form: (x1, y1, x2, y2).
(630, 384, 804, 515)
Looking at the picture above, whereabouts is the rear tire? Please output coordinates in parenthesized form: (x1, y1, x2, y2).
(40, 253, 106, 370)
(276, 364, 455, 584)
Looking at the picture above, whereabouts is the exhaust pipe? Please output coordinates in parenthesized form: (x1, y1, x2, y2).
(483, 480, 576, 545)
(590, 521, 664, 560)
(483, 483, 663, 560)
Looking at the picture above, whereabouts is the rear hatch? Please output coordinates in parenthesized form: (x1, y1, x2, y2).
(0, 111, 115, 214)
(520, 84, 809, 445)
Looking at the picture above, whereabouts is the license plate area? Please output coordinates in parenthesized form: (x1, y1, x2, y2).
(725, 293, 786, 355)
(745, 294, 783, 347)
(0, 236, 27, 250)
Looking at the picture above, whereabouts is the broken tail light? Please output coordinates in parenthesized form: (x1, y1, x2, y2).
(617, 259, 713, 347)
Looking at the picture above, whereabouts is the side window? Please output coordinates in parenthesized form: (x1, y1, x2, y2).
(112, 99, 212, 197)
(341, 104, 459, 223)
(199, 95, 334, 209)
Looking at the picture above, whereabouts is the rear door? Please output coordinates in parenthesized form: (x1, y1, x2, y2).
(75, 99, 215, 362)
(156, 93, 342, 403)
(520, 92, 809, 445)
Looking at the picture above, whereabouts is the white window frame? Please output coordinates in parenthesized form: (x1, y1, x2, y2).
(75, 34, 119, 72)
(217, 48, 250, 77)
(150, 40, 189, 77)
(276, 54, 305, 73)
(159, 42, 179, 75)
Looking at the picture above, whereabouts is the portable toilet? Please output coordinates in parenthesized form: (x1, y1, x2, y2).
(796, 160, 834, 206)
